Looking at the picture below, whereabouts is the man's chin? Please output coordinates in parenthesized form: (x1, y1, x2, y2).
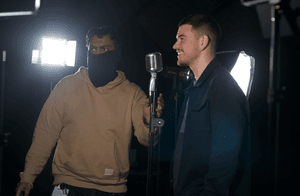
(178, 61, 189, 67)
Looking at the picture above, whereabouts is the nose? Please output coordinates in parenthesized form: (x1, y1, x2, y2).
(94, 50, 101, 55)
(173, 40, 179, 50)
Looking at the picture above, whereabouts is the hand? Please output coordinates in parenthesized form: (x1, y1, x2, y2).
(15, 182, 33, 196)
(144, 93, 164, 124)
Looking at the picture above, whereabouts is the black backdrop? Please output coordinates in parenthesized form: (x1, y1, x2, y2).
(0, 0, 299, 196)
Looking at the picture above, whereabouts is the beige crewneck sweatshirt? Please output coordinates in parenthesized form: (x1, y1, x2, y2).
(20, 66, 152, 193)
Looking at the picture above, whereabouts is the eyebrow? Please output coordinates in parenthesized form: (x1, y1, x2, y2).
(90, 45, 110, 49)
(176, 34, 186, 39)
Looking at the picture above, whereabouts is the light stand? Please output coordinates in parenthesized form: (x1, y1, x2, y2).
(39, 65, 62, 195)
(146, 74, 165, 196)
(0, 0, 41, 17)
(48, 80, 55, 195)
(267, 5, 283, 196)
(0, 50, 11, 196)
(0, 2, 42, 191)
(241, 1, 284, 196)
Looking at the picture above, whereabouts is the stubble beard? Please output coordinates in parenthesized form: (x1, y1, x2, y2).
(178, 59, 189, 67)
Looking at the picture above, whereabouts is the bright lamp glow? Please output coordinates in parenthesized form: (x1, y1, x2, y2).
(65, 41, 76, 67)
(0, 0, 41, 17)
(35, 0, 41, 10)
(0, 11, 34, 17)
(32, 38, 77, 67)
(41, 38, 66, 65)
(230, 51, 254, 97)
(32, 50, 39, 64)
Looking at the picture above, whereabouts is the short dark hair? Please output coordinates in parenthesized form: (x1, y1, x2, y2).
(86, 26, 122, 49)
(178, 14, 221, 52)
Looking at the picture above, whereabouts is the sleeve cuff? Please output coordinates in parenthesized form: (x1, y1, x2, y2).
(20, 172, 35, 186)
(143, 118, 150, 126)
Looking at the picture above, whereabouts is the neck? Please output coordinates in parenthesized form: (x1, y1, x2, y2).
(190, 53, 214, 81)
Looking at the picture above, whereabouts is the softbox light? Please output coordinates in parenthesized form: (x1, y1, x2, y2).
(230, 51, 255, 99)
(32, 38, 76, 67)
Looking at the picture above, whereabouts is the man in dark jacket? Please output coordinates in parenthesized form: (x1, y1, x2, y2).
(169, 14, 251, 196)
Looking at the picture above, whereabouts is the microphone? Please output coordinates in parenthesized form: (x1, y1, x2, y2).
(162, 66, 194, 82)
(146, 52, 163, 97)
(146, 52, 163, 73)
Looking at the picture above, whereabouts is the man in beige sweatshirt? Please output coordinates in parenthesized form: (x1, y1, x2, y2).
(15, 26, 163, 196)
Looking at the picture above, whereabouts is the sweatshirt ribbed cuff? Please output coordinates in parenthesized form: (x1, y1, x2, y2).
(20, 172, 35, 186)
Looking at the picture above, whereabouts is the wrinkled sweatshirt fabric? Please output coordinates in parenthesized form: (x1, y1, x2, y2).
(20, 66, 151, 193)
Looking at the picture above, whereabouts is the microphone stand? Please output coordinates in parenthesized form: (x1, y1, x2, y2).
(146, 73, 165, 196)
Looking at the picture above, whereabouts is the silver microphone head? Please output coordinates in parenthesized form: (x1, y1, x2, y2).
(146, 52, 163, 73)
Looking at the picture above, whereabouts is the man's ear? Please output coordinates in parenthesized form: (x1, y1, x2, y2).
(199, 35, 210, 51)
(113, 39, 120, 50)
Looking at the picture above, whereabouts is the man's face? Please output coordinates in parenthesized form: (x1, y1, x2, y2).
(173, 24, 201, 67)
(88, 34, 116, 55)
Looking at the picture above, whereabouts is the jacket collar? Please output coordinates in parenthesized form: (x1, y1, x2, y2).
(187, 57, 221, 90)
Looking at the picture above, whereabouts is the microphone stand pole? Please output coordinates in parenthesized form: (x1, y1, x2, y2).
(146, 74, 164, 196)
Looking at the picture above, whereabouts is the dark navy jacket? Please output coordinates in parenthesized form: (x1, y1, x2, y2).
(169, 58, 251, 196)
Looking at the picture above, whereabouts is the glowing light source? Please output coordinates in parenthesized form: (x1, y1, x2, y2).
(0, 11, 34, 17)
(31, 50, 39, 64)
(230, 51, 255, 98)
(65, 41, 77, 67)
(35, 0, 41, 11)
(0, 0, 41, 17)
(32, 38, 77, 67)
(41, 38, 66, 66)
